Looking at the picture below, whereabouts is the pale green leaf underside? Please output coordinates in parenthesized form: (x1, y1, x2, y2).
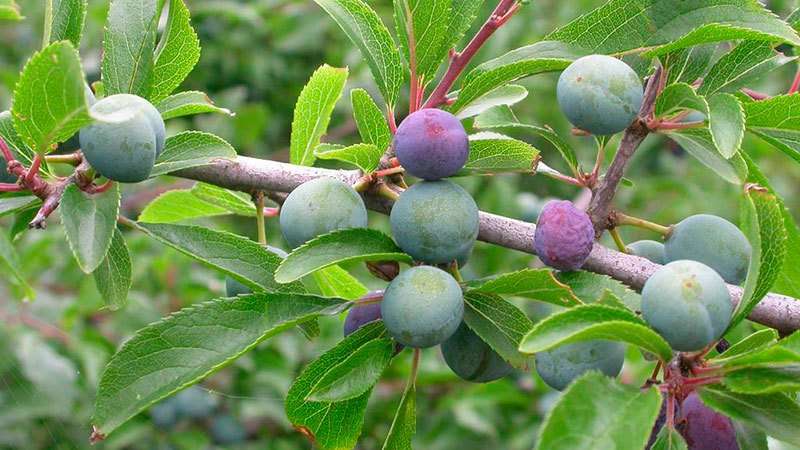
(662, 128, 747, 184)
(92, 228, 132, 311)
(463, 291, 534, 369)
(151, 131, 237, 177)
(60, 183, 121, 274)
(156, 91, 233, 120)
(50, 0, 87, 47)
(101, 0, 160, 97)
(708, 93, 745, 158)
(150, 0, 201, 103)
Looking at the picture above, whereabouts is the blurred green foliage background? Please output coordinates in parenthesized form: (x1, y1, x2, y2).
(1, 1, 799, 449)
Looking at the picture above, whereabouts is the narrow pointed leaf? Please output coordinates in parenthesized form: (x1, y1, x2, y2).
(151, 0, 201, 103)
(456, 133, 539, 176)
(139, 189, 229, 223)
(313, 265, 368, 300)
(92, 229, 131, 310)
(650, 426, 688, 450)
(393, 0, 451, 82)
(662, 45, 715, 86)
(382, 376, 416, 450)
(306, 338, 393, 402)
(314, 143, 383, 173)
(51, 0, 87, 47)
(708, 93, 745, 158)
(711, 329, 778, 363)
(151, 131, 237, 176)
(700, 41, 796, 96)
(190, 183, 257, 216)
(456, 85, 528, 120)
(654, 83, 708, 118)
(290, 65, 348, 166)
(557, 271, 642, 312)
(463, 291, 534, 369)
(351, 88, 391, 152)
(61, 183, 120, 273)
(156, 91, 233, 120)
(745, 94, 800, 164)
(101, 0, 160, 97)
(468, 269, 582, 307)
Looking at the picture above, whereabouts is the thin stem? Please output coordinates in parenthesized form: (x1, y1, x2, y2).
(666, 394, 676, 428)
(741, 88, 770, 100)
(540, 170, 585, 187)
(255, 191, 267, 246)
(590, 138, 607, 181)
(614, 212, 672, 236)
(682, 376, 723, 388)
(42, 0, 53, 48)
(45, 152, 82, 166)
(652, 120, 704, 131)
(377, 183, 401, 201)
(790, 66, 800, 94)
(374, 166, 405, 177)
(25, 154, 42, 185)
(0, 183, 22, 192)
(387, 106, 398, 134)
(0, 137, 15, 163)
(85, 180, 114, 194)
(448, 261, 464, 282)
(609, 228, 627, 253)
(410, 348, 421, 385)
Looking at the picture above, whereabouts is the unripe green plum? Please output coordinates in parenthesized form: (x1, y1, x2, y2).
(225, 246, 287, 296)
(441, 322, 513, 382)
(79, 94, 165, 182)
(665, 214, 751, 284)
(279, 177, 368, 248)
(535, 340, 625, 391)
(642, 260, 733, 352)
(557, 55, 643, 135)
(381, 266, 463, 348)
(627, 240, 666, 265)
(390, 180, 479, 264)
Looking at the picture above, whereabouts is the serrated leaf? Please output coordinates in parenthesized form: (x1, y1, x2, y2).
(393, 0, 451, 83)
(61, 183, 120, 273)
(463, 291, 534, 369)
(313, 265, 368, 300)
(156, 91, 233, 120)
(708, 93, 745, 158)
(314, 0, 404, 106)
(744, 94, 800, 164)
(654, 83, 708, 118)
(536, 373, 661, 450)
(711, 329, 778, 363)
(276, 229, 411, 283)
(0, 228, 33, 300)
(351, 88, 391, 152)
(649, 425, 688, 450)
(456, 85, 528, 120)
(306, 338, 393, 402)
(0, 111, 35, 166)
(662, 128, 747, 184)
(151, 131, 236, 176)
(474, 105, 579, 176)
(452, 41, 577, 113)
(468, 269, 582, 307)
(723, 366, 800, 394)
(11, 41, 91, 154)
(519, 304, 673, 362)
(139, 189, 229, 223)
(716, 332, 800, 371)
(93, 292, 348, 437)
(732, 184, 786, 328)
(435, 0, 483, 61)
(190, 183, 256, 216)
(662, 45, 715, 85)
(698, 386, 800, 445)
(290, 65, 348, 166)
(456, 133, 539, 176)
(150, 0, 200, 103)
(0, 0, 22, 20)
(286, 321, 386, 450)
(92, 229, 131, 310)
(382, 374, 415, 450)
(51, 0, 87, 47)
(314, 143, 383, 173)
(101, 0, 160, 97)
(700, 41, 796, 96)
(137, 222, 304, 293)
(557, 271, 642, 312)
(0, 196, 39, 218)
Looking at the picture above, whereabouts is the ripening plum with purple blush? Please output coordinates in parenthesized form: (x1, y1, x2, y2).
(344, 301, 404, 352)
(393, 109, 469, 180)
(678, 392, 739, 450)
(534, 200, 595, 271)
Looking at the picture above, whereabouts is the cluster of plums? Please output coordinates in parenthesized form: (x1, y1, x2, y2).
(149, 386, 247, 445)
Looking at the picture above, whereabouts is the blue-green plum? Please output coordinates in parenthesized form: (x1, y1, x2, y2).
(381, 266, 463, 348)
(441, 322, 513, 382)
(642, 260, 733, 352)
(173, 386, 217, 419)
(665, 214, 751, 284)
(557, 55, 643, 135)
(534, 340, 625, 391)
(627, 240, 666, 265)
(225, 247, 287, 296)
(390, 180, 479, 264)
(393, 108, 469, 180)
(279, 177, 368, 248)
(210, 414, 247, 445)
(79, 94, 165, 182)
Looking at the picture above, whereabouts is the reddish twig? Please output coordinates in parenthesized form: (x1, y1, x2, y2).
(741, 88, 771, 100)
(25, 154, 42, 185)
(402, 0, 422, 113)
(0, 183, 22, 192)
(790, 67, 800, 94)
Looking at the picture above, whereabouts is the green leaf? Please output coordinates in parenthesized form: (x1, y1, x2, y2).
(60, 183, 120, 274)
(744, 94, 800, 164)
(456, 85, 528, 120)
(0, 111, 35, 166)
(11, 41, 91, 154)
(156, 91, 233, 120)
(662, 45, 715, 85)
(733, 421, 769, 450)
(452, 41, 577, 113)
(468, 269, 582, 307)
(463, 291, 534, 369)
(557, 271, 643, 312)
(708, 93, 745, 158)
(474, 105, 579, 176)
(698, 386, 800, 445)
(0, 0, 22, 20)
(276, 229, 412, 283)
(290, 65, 348, 166)
(190, 183, 256, 216)
(700, 41, 795, 96)
(151, 131, 237, 177)
(313, 265, 368, 300)
(723, 366, 800, 394)
(138, 189, 229, 223)
(306, 338, 393, 402)
(456, 133, 539, 176)
(92, 229, 131, 310)
(547, 0, 800, 56)
(435, 0, 483, 60)
(712, 329, 778, 363)
(732, 184, 786, 328)
(50, 0, 87, 47)
(314, 143, 383, 173)
(101, 0, 160, 97)
(716, 332, 800, 371)
(0, 228, 33, 300)
(137, 222, 304, 293)
(662, 128, 747, 184)
(286, 321, 386, 450)
(313, 0, 404, 106)
(382, 375, 415, 450)
(654, 83, 708, 118)
(393, 0, 451, 83)
(536, 373, 661, 450)
(150, 0, 201, 103)
(519, 304, 673, 362)
(351, 89, 391, 152)
(0, 196, 39, 218)
(649, 425, 688, 450)
(93, 292, 348, 437)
